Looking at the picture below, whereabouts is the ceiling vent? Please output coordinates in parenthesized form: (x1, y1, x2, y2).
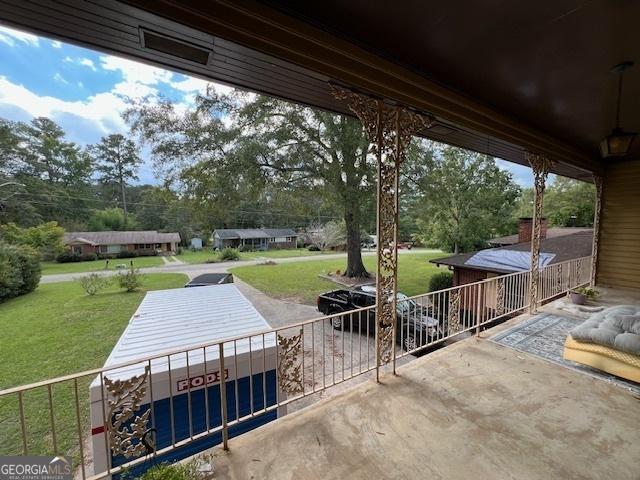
(140, 29, 211, 65)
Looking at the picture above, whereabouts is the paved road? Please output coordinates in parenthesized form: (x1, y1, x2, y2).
(40, 248, 441, 283)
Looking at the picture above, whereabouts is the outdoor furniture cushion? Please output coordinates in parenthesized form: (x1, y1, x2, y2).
(563, 335, 640, 383)
(569, 305, 640, 356)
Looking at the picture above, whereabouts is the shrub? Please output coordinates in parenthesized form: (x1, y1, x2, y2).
(0, 242, 41, 302)
(219, 247, 240, 261)
(238, 244, 254, 252)
(117, 251, 138, 259)
(79, 273, 110, 295)
(428, 271, 453, 292)
(80, 253, 98, 262)
(130, 460, 199, 480)
(117, 267, 144, 292)
(56, 251, 81, 263)
(307, 245, 320, 252)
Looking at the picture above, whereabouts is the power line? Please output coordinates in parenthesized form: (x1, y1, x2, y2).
(13, 191, 341, 220)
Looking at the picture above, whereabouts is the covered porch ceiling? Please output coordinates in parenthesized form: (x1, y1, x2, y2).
(0, 1, 637, 181)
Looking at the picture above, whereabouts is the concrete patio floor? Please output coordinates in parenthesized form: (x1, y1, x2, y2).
(207, 332, 640, 480)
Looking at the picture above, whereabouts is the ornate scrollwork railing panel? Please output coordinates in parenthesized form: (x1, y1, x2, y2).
(277, 330, 304, 395)
(104, 366, 155, 458)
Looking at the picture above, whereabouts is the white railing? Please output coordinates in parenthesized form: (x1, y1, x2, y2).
(393, 256, 591, 358)
(0, 256, 591, 478)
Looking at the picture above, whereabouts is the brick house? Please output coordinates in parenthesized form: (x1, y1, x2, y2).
(64, 231, 181, 257)
(432, 218, 594, 287)
(212, 228, 297, 250)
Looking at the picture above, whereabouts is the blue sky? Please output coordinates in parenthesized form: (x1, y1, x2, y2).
(0, 25, 534, 187)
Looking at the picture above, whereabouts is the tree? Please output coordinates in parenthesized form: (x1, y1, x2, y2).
(91, 134, 142, 227)
(125, 89, 398, 277)
(88, 207, 137, 231)
(514, 177, 595, 227)
(411, 146, 520, 254)
(0, 117, 95, 227)
(0, 221, 65, 260)
(308, 221, 346, 251)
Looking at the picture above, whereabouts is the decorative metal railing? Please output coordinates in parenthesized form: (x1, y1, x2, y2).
(393, 256, 591, 358)
(0, 256, 591, 478)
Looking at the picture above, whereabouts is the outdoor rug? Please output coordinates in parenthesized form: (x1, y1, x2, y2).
(491, 313, 640, 395)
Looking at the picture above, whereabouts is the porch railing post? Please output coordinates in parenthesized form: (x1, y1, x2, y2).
(526, 153, 552, 313)
(590, 174, 603, 286)
(331, 85, 431, 380)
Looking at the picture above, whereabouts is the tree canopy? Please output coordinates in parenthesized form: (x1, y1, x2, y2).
(409, 146, 521, 254)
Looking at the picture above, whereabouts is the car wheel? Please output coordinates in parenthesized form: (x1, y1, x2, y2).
(330, 315, 343, 330)
(403, 333, 417, 352)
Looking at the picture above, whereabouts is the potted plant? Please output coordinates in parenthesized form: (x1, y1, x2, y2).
(569, 286, 600, 305)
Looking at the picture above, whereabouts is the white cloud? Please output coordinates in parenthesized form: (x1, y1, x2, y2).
(51, 40, 62, 49)
(79, 58, 97, 71)
(0, 75, 127, 140)
(53, 73, 68, 84)
(0, 25, 39, 47)
(100, 55, 173, 85)
(77, 81, 84, 88)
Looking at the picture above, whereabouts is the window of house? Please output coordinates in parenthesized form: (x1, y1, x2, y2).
(270, 237, 276, 242)
(98, 245, 108, 253)
(72, 246, 82, 254)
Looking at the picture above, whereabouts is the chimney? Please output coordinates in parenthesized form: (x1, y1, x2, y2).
(518, 217, 547, 243)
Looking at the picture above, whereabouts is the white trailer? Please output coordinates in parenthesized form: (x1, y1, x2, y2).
(90, 284, 278, 478)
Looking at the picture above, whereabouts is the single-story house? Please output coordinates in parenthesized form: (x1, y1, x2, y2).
(212, 228, 297, 250)
(64, 231, 181, 256)
(431, 218, 594, 287)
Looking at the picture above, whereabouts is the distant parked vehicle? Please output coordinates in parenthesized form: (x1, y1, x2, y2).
(397, 242, 413, 249)
(184, 273, 234, 287)
(316, 285, 445, 352)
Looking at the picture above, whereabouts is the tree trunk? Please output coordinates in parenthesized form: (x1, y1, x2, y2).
(343, 200, 368, 277)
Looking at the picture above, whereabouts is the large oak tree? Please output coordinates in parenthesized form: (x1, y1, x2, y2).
(126, 89, 379, 277)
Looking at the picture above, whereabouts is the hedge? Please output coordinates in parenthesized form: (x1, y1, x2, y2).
(0, 242, 41, 302)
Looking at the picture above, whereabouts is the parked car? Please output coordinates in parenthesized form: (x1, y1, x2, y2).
(397, 242, 413, 250)
(184, 273, 234, 287)
(316, 285, 445, 352)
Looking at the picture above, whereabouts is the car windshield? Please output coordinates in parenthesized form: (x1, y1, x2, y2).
(396, 293, 417, 313)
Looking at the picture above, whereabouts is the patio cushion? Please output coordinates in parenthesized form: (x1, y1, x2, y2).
(569, 305, 640, 356)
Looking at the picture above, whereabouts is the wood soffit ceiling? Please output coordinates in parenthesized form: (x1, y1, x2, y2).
(1, 1, 636, 181)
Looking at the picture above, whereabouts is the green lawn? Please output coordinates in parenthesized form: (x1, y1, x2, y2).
(178, 247, 324, 264)
(40, 256, 164, 275)
(0, 273, 188, 461)
(230, 252, 446, 304)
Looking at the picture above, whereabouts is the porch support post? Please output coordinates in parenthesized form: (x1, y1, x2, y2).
(331, 85, 431, 379)
(526, 152, 552, 313)
(590, 174, 604, 286)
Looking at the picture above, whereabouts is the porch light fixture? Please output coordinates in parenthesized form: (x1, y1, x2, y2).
(600, 61, 636, 158)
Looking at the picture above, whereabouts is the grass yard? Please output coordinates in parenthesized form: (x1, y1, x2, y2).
(40, 255, 164, 275)
(178, 247, 324, 264)
(0, 273, 188, 462)
(230, 252, 446, 304)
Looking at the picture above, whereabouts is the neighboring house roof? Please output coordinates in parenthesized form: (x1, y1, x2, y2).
(213, 228, 297, 240)
(431, 230, 593, 274)
(489, 227, 593, 246)
(64, 231, 181, 246)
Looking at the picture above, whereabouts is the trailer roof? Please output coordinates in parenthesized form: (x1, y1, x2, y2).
(96, 284, 275, 382)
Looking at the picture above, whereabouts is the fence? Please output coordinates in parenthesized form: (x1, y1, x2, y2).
(0, 256, 591, 478)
